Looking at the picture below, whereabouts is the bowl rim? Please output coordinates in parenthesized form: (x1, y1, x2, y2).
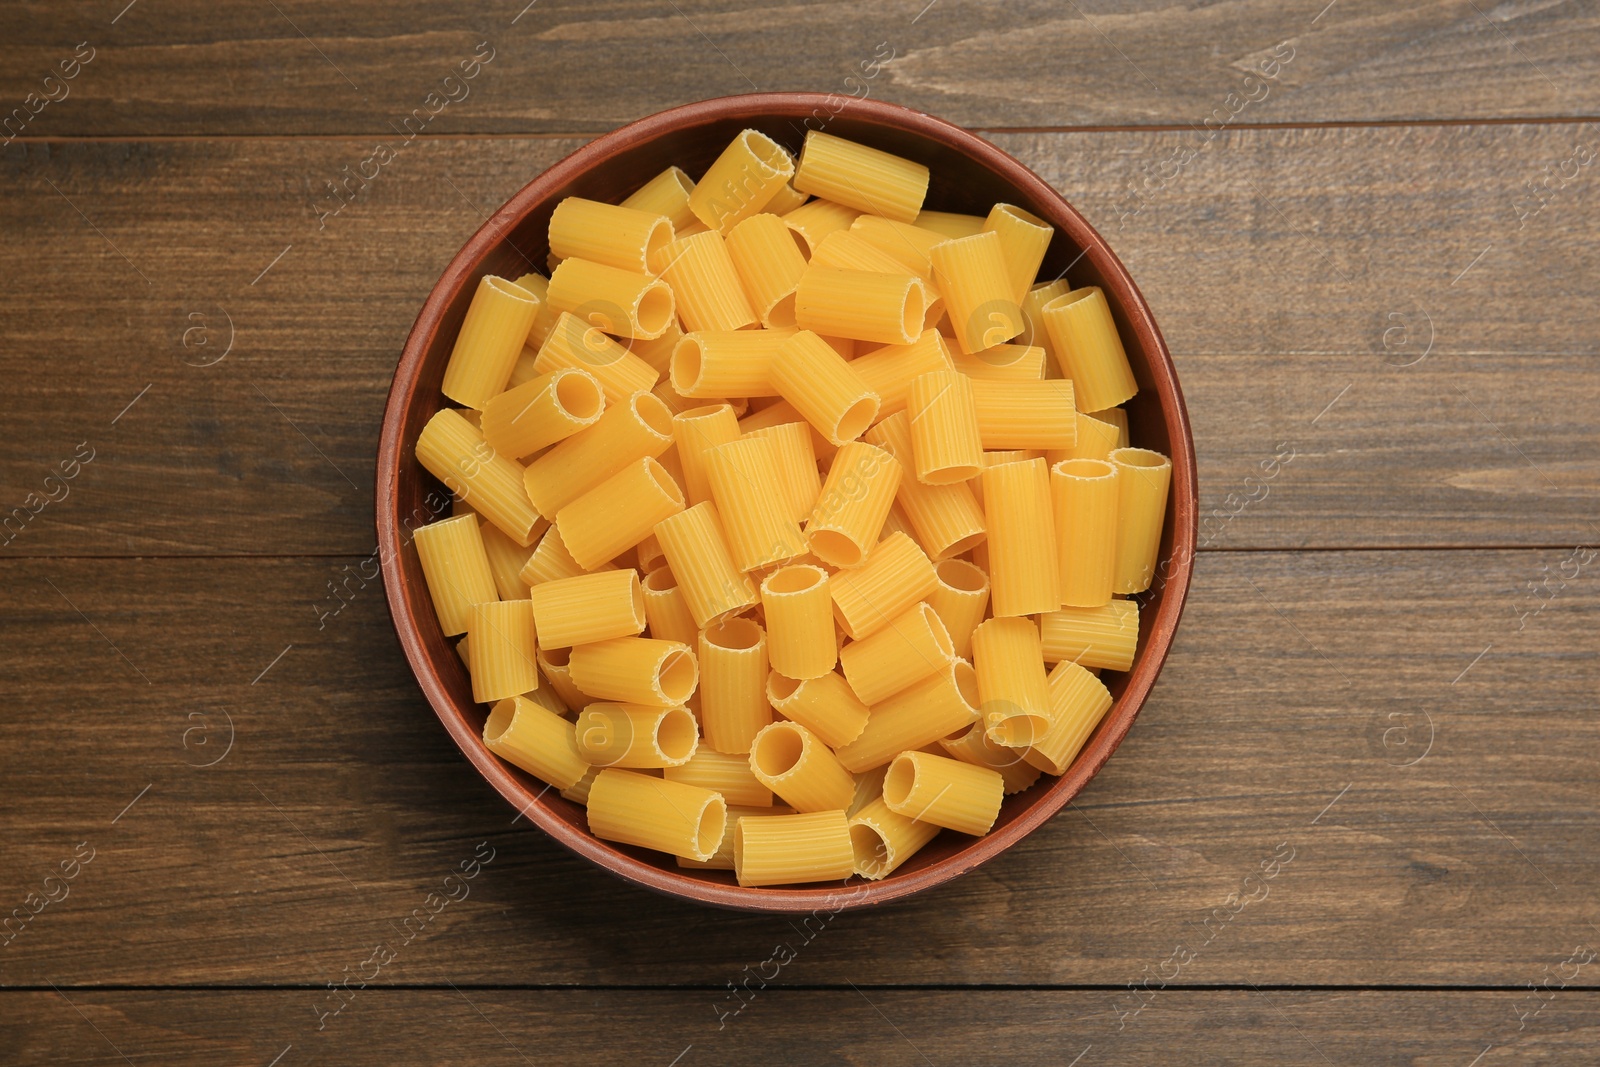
(376, 92, 1198, 913)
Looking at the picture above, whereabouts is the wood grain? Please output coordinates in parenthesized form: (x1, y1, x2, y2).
(1, 1, 1597, 135)
(1, 549, 1593, 987)
(1, 123, 1595, 557)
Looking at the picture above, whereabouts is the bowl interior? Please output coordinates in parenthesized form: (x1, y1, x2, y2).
(378, 94, 1195, 912)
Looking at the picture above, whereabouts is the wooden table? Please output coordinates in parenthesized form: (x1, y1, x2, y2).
(4, 3, 1597, 1063)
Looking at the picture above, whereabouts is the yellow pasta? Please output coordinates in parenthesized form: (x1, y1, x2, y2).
(793, 131, 929, 223)
(705, 436, 808, 571)
(744, 422, 821, 523)
(698, 617, 772, 755)
(768, 330, 881, 446)
(848, 215, 945, 281)
(834, 658, 981, 773)
(519, 523, 615, 587)
(654, 230, 757, 331)
(511, 272, 559, 351)
(441, 275, 542, 408)
(1052, 458, 1119, 608)
(862, 412, 986, 560)
(689, 129, 795, 233)
(882, 751, 1003, 836)
(478, 519, 540, 601)
(1021, 660, 1114, 775)
(749, 720, 856, 813)
(839, 601, 955, 705)
(914, 209, 986, 239)
(677, 803, 797, 871)
(575, 703, 698, 768)
(548, 197, 675, 276)
(765, 181, 808, 214)
(759, 564, 836, 680)
(906, 370, 984, 485)
(971, 616, 1051, 748)
(671, 403, 741, 507)
(628, 320, 683, 377)
(528, 569, 646, 648)
(555, 456, 685, 570)
(926, 557, 990, 660)
(480, 367, 605, 460)
(483, 695, 590, 790)
(938, 721, 1041, 794)
(636, 532, 666, 574)
(413, 514, 498, 636)
(849, 765, 889, 817)
(983, 203, 1053, 303)
(725, 212, 809, 328)
(848, 796, 941, 880)
(929, 230, 1025, 355)
(622, 166, 698, 232)
(806, 441, 902, 567)
(830, 530, 938, 640)
(1093, 407, 1130, 447)
(537, 644, 590, 710)
(810, 228, 917, 276)
(569, 636, 697, 707)
(523, 390, 674, 516)
(765, 670, 868, 749)
(968, 379, 1077, 451)
(546, 257, 675, 341)
(1040, 599, 1141, 672)
(981, 457, 1061, 617)
(1109, 447, 1172, 595)
(951, 343, 1046, 380)
(505, 344, 542, 391)
(781, 198, 861, 258)
(665, 749, 774, 807)
(847, 329, 952, 419)
(1049, 411, 1121, 464)
(560, 766, 597, 805)
(651, 501, 759, 627)
(640, 564, 700, 647)
(1042, 286, 1139, 412)
(587, 768, 725, 862)
(733, 810, 855, 887)
(794, 266, 924, 347)
(533, 311, 661, 403)
(416, 408, 542, 546)
(670, 329, 791, 398)
(1021, 278, 1071, 372)
(468, 599, 540, 703)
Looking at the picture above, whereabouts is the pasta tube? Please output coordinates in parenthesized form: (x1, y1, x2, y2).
(1052, 458, 1119, 607)
(1021, 278, 1071, 372)
(926, 557, 990, 660)
(1109, 446, 1172, 595)
(914, 210, 986, 239)
(744, 422, 821, 523)
(512, 272, 560, 352)
(938, 722, 1041, 795)
(441, 275, 542, 409)
(883, 751, 1003, 836)
(906, 370, 984, 485)
(528, 569, 647, 648)
(568, 636, 698, 707)
(830, 531, 938, 640)
(652, 502, 759, 627)
(734, 810, 854, 887)
(483, 695, 590, 790)
(848, 796, 941, 880)
(519, 523, 616, 587)
(478, 519, 540, 601)
(546, 258, 675, 341)
(1042, 286, 1139, 412)
(640, 564, 700, 647)
(971, 617, 1051, 748)
(560, 766, 597, 806)
(548, 197, 676, 276)
(759, 564, 836, 679)
(848, 215, 945, 280)
(968, 379, 1077, 451)
(672, 403, 742, 506)
(1040, 600, 1141, 672)
(413, 514, 498, 637)
(835, 659, 981, 773)
(575, 703, 699, 768)
(806, 442, 902, 568)
(981, 457, 1061, 616)
(480, 367, 605, 460)
(793, 132, 929, 223)
(671, 329, 791, 398)
(765, 670, 868, 749)
(629, 320, 683, 377)
(810, 229, 917, 276)
(655, 230, 757, 331)
(951, 343, 1046, 381)
(863, 412, 986, 560)
(849, 329, 954, 418)
(622, 166, 698, 232)
(726, 212, 808, 328)
(468, 599, 540, 703)
(536, 644, 589, 711)
(768, 330, 880, 446)
(1050, 411, 1120, 463)
(677, 803, 796, 871)
(587, 768, 726, 862)
(665, 750, 774, 807)
(416, 408, 542, 546)
(555, 456, 685, 570)
(705, 436, 807, 571)
(533, 311, 661, 403)
(929, 230, 1025, 355)
(750, 721, 856, 813)
(523, 390, 674, 516)
(782, 198, 861, 258)
(698, 618, 772, 755)
(983, 203, 1052, 303)
(1021, 660, 1114, 775)
(839, 602, 955, 705)
(689, 129, 795, 233)
(795, 266, 924, 347)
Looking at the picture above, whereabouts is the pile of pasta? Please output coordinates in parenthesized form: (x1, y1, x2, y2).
(411, 129, 1171, 888)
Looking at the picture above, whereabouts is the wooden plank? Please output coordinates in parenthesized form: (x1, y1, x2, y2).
(0, 124, 1595, 556)
(7, 989, 1600, 1065)
(1, 1, 1597, 135)
(1, 549, 1594, 987)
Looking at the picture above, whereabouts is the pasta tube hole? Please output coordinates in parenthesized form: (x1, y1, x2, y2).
(483, 698, 517, 745)
(670, 338, 706, 394)
(936, 558, 987, 594)
(917, 602, 955, 661)
(739, 129, 792, 181)
(705, 616, 763, 652)
(697, 794, 728, 858)
(631, 391, 677, 439)
(1110, 447, 1168, 471)
(835, 396, 879, 445)
(882, 755, 917, 809)
(635, 281, 676, 339)
(900, 284, 925, 344)
(809, 529, 865, 569)
(950, 658, 981, 713)
(766, 291, 798, 329)
(643, 564, 678, 592)
(540, 645, 572, 668)
(643, 456, 687, 509)
(766, 672, 802, 704)
(657, 648, 698, 705)
(850, 822, 892, 879)
(752, 723, 806, 778)
(656, 706, 699, 763)
(642, 217, 675, 275)
(1053, 457, 1116, 480)
(764, 564, 824, 595)
(553, 369, 604, 421)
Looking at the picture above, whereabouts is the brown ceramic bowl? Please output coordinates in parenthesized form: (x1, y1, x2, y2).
(377, 93, 1196, 913)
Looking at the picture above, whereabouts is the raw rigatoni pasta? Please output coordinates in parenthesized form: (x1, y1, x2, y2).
(1109, 447, 1172, 595)
(1021, 278, 1072, 372)
(549, 198, 675, 275)
(1042, 286, 1139, 412)
(968, 379, 1077, 451)
(652, 502, 759, 627)
(930, 230, 1025, 355)
(672, 403, 742, 506)
(983, 204, 1052, 303)
(1040, 600, 1140, 672)
(575, 703, 699, 768)
(528, 569, 647, 648)
(481, 367, 605, 460)
(782, 198, 861, 257)
(622, 166, 698, 232)
(906, 370, 984, 485)
(441, 275, 542, 408)
(862, 412, 986, 560)
(849, 329, 953, 418)
(1052, 458, 1119, 607)
(677, 804, 797, 871)
(749, 721, 856, 813)
(519, 523, 614, 587)
(839, 602, 954, 705)
(417, 408, 542, 546)
(555, 456, 684, 570)
(834, 659, 981, 773)
(468, 599, 540, 703)
(640, 564, 700, 647)
(734, 810, 855, 887)
(981, 457, 1062, 617)
(1020, 660, 1114, 775)
(537, 644, 589, 710)
(726, 212, 809, 328)
(587, 768, 725, 862)
(793, 131, 929, 223)
(534, 311, 661, 402)
(629, 320, 683, 377)
(971, 616, 1051, 747)
(665, 749, 774, 807)
(546, 258, 675, 341)
(848, 796, 941, 879)
(810, 229, 917, 276)
(413, 515, 498, 637)
(698, 617, 772, 755)
(689, 129, 795, 233)
(760, 564, 837, 680)
(765, 670, 868, 749)
(883, 751, 1003, 836)
(849, 215, 944, 280)
(830, 531, 938, 640)
(671, 329, 789, 398)
(654, 230, 757, 331)
(478, 519, 540, 601)
(914, 209, 986, 239)
(926, 557, 990, 660)
(568, 636, 697, 707)
(512, 272, 559, 351)
(1053, 411, 1121, 463)
(744, 422, 821, 523)
(795, 266, 923, 347)
(484, 696, 591, 790)
(706, 436, 807, 571)
(523, 391, 674, 516)
(938, 721, 1041, 794)
(806, 442, 901, 567)
(951, 343, 1046, 381)
(769, 330, 880, 446)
